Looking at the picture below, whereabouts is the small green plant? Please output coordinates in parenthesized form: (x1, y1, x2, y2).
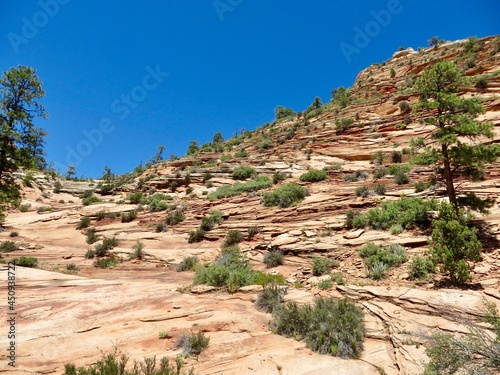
(273, 172, 287, 184)
(271, 297, 365, 358)
(82, 195, 101, 206)
(391, 151, 402, 163)
(367, 261, 388, 280)
(85, 249, 96, 259)
(414, 181, 429, 193)
(372, 151, 385, 165)
(76, 217, 91, 230)
(86, 228, 99, 244)
(177, 256, 198, 272)
(300, 170, 327, 183)
(373, 167, 388, 179)
(223, 230, 243, 248)
(9, 231, 19, 237)
(409, 256, 435, 280)
(312, 256, 339, 276)
(317, 278, 333, 290)
(264, 250, 284, 268)
(0, 241, 18, 252)
(129, 240, 145, 260)
(159, 331, 169, 340)
(232, 165, 256, 180)
(394, 171, 409, 185)
(235, 150, 248, 158)
(360, 242, 407, 279)
(127, 192, 143, 204)
(355, 186, 370, 198)
(53, 181, 62, 193)
(262, 183, 308, 208)
(121, 210, 137, 223)
(247, 225, 259, 238)
(373, 183, 386, 195)
(66, 263, 79, 272)
(93, 254, 118, 268)
(166, 210, 185, 226)
(176, 332, 210, 356)
(335, 117, 355, 132)
(389, 224, 403, 235)
(11, 256, 38, 267)
(255, 284, 285, 313)
(19, 204, 30, 212)
(188, 229, 205, 243)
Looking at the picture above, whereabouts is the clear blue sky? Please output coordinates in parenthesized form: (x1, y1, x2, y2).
(1, 1, 499, 178)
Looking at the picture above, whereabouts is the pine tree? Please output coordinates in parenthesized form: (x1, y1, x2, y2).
(411, 61, 500, 212)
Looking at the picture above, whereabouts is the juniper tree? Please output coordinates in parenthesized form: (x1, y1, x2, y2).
(411, 61, 500, 212)
(0, 65, 47, 221)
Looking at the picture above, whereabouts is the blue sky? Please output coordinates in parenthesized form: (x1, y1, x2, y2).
(1, 1, 499, 178)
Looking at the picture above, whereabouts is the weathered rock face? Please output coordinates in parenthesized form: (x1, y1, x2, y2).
(1, 36, 500, 374)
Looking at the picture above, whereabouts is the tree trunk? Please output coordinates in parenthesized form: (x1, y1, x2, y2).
(442, 144, 458, 209)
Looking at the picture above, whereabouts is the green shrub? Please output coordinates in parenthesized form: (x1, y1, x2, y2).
(85, 249, 96, 259)
(64, 351, 196, 375)
(335, 117, 355, 132)
(166, 210, 185, 226)
(262, 183, 308, 208)
(389, 224, 403, 235)
(271, 297, 365, 358)
(176, 332, 210, 356)
(202, 172, 213, 182)
(373, 167, 388, 179)
(247, 225, 259, 238)
(373, 183, 386, 195)
(300, 170, 327, 183)
(127, 192, 143, 204)
(199, 210, 224, 231)
(391, 151, 403, 163)
(399, 101, 411, 113)
(355, 186, 370, 197)
(409, 256, 435, 280)
(19, 204, 29, 212)
(66, 263, 79, 272)
(235, 150, 248, 158)
(188, 229, 205, 243)
(121, 210, 137, 223)
(81, 190, 94, 199)
(345, 210, 361, 228)
(0, 241, 18, 252)
(86, 228, 99, 244)
(76, 217, 91, 230)
(367, 261, 388, 280)
(255, 284, 285, 313)
(176, 256, 198, 272)
(353, 197, 438, 230)
(394, 171, 409, 185)
(82, 195, 101, 206)
(9, 231, 19, 237)
(12, 256, 38, 267)
(93, 236, 119, 257)
(208, 176, 272, 201)
(414, 181, 429, 193)
(129, 240, 145, 260)
(148, 199, 170, 212)
(223, 230, 243, 248)
(232, 165, 256, 180)
(264, 250, 284, 268)
(317, 278, 333, 290)
(273, 172, 287, 184)
(388, 164, 410, 175)
(257, 139, 274, 150)
(372, 151, 385, 165)
(53, 181, 62, 193)
(312, 256, 339, 276)
(93, 254, 118, 268)
(360, 243, 407, 279)
(429, 202, 482, 284)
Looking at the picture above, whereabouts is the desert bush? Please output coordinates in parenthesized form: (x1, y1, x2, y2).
(271, 297, 365, 358)
(0, 241, 18, 252)
(235, 150, 248, 158)
(9, 231, 19, 237)
(64, 351, 196, 375)
(429, 202, 482, 284)
(19, 204, 30, 212)
(247, 225, 259, 238)
(389, 224, 403, 235)
(414, 180, 429, 192)
(264, 250, 284, 268)
(367, 261, 388, 280)
(360, 242, 407, 279)
(409, 256, 435, 280)
(394, 171, 409, 185)
(335, 117, 355, 132)
(202, 172, 213, 182)
(82, 195, 101, 206)
(352, 197, 438, 230)
(176, 256, 198, 272)
(11, 256, 38, 267)
(121, 210, 137, 223)
(53, 181, 62, 193)
(127, 192, 143, 204)
(272, 172, 287, 184)
(255, 284, 285, 313)
(76, 217, 91, 230)
(312, 256, 339, 276)
(200, 210, 224, 231)
(176, 332, 210, 356)
(85, 249, 95, 259)
(391, 151, 403, 163)
(93, 254, 118, 268)
(300, 170, 327, 183)
(129, 240, 145, 260)
(188, 229, 205, 244)
(345, 210, 361, 228)
(355, 186, 369, 198)
(373, 183, 386, 195)
(372, 151, 385, 165)
(86, 228, 99, 244)
(66, 263, 79, 272)
(257, 139, 274, 150)
(166, 210, 185, 226)
(317, 278, 333, 290)
(223, 230, 243, 248)
(262, 183, 308, 208)
(232, 165, 256, 180)
(208, 176, 272, 201)
(373, 167, 388, 179)
(399, 101, 412, 113)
